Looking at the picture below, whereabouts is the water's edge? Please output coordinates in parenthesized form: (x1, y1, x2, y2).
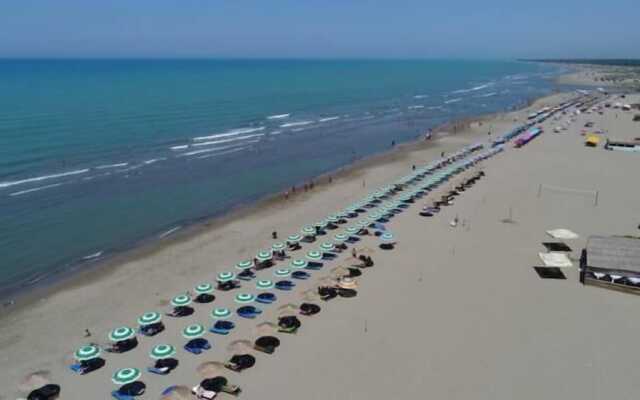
(0, 86, 567, 313)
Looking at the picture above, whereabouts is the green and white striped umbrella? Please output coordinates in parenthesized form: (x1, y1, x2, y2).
(212, 307, 231, 319)
(182, 324, 205, 339)
(287, 234, 302, 243)
(195, 283, 214, 294)
(109, 326, 135, 342)
(137, 312, 161, 326)
(319, 242, 335, 251)
(368, 212, 382, 222)
(325, 215, 339, 223)
(150, 344, 176, 360)
(314, 221, 326, 228)
(380, 232, 395, 242)
(301, 226, 316, 236)
(256, 279, 275, 290)
(74, 345, 101, 361)
(256, 250, 273, 262)
(358, 221, 371, 229)
(217, 271, 236, 282)
(274, 268, 291, 277)
(290, 259, 308, 269)
(234, 293, 256, 304)
(171, 294, 192, 307)
(345, 226, 360, 235)
(271, 242, 286, 251)
(334, 233, 348, 243)
(306, 250, 322, 261)
(235, 260, 254, 270)
(112, 368, 141, 385)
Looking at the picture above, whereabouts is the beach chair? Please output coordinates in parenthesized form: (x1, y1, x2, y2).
(210, 320, 235, 335)
(111, 390, 135, 400)
(184, 338, 211, 355)
(291, 271, 310, 280)
(255, 292, 277, 304)
(237, 306, 262, 319)
(275, 280, 295, 291)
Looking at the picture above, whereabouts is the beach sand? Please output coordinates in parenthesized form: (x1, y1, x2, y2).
(5, 91, 640, 399)
(556, 63, 640, 90)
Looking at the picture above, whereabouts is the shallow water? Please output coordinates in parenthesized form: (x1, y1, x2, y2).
(0, 59, 568, 295)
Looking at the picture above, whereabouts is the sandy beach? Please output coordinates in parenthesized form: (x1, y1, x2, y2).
(4, 89, 640, 400)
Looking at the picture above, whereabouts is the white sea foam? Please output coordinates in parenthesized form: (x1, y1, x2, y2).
(182, 141, 258, 156)
(270, 130, 283, 135)
(267, 113, 290, 120)
(195, 147, 248, 159)
(143, 158, 165, 165)
(280, 120, 314, 128)
(408, 105, 425, 110)
(477, 92, 498, 98)
(95, 162, 128, 170)
(452, 83, 494, 94)
(444, 98, 462, 104)
(191, 133, 264, 148)
(9, 182, 65, 196)
(193, 127, 265, 141)
(0, 169, 89, 189)
(83, 251, 103, 260)
(159, 226, 181, 239)
(171, 145, 189, 151)
(319, 116, 340, 122)
(413, 94, 429, 99)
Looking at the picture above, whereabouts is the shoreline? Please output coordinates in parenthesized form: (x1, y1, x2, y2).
(0, 91, 558, 316)
(0, 110, 491, 313)
(0, 88, 586, 399)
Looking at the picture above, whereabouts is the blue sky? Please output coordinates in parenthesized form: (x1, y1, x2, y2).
(0, 0, 638, 59)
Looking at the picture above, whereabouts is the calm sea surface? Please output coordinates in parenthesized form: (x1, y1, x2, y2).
(0, 59, 568, 296)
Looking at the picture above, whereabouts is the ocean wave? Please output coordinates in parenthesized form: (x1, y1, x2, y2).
(83, 251, 103, 260)
(182, 141, 258, 157)
(159, 226, 181, 239)
(0, 168, 89, 189)
(9, 182, 65, 196)
(477, 92, 498, 98)
(143, 158, 165, 165)
(193, 126, 265, 141)
(413, 94, 428, 99)
(280, 120, 315, 128)
(452, 82, 494, 94)
(319, 116, 340, 122)
(444, 98, 462, 104)
(171, 145, 189, 151)
(191, 133, 264, 148)
(195, 147, 248, 159)
(267, 113, 290, 120)
(408, 105, 425, 110)
(95, 162, 128, 170)
(269, 130, 283, 135)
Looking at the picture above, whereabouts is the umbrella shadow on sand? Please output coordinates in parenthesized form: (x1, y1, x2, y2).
(227, 339, 254, 354)
(18, 370, 50, 393)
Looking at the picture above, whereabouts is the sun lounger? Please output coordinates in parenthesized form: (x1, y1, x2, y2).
(210, 320, 235, 335)
(237, 306, 262, 319)
(275, 280, 295, 291)
(255, 292, 277, 304)
(184, 338, 211, 355)
(291, 271, 310, 280)
(112, 390, 135, 400)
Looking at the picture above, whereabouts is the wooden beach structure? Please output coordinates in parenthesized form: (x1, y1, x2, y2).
(580, 235, 640, 295)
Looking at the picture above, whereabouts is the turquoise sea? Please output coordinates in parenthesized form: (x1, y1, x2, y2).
(0, 59, 569, 296)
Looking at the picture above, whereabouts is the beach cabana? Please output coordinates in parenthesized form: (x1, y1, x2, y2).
(580, 236, 640, 295)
